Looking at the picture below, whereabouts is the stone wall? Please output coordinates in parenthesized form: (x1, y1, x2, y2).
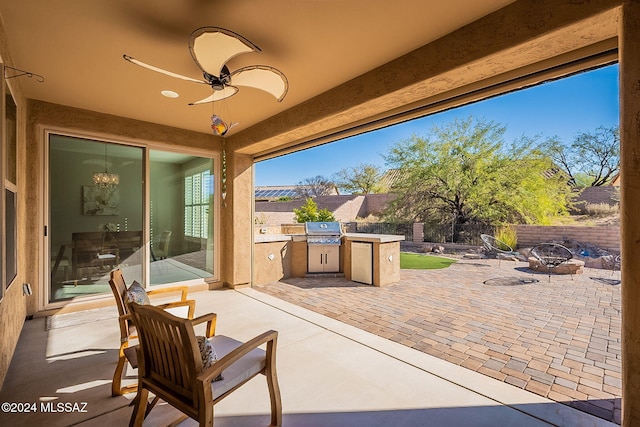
(514, 225, 620, 253)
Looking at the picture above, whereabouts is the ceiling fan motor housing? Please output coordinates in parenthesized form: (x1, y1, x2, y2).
(204, 66, 231, 91)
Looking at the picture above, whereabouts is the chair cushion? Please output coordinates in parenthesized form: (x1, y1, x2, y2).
(123, 281, 150, 307)
(123, 345, 139, 369)
(196, 336, 223, 381)
(209, 335, 266, 400)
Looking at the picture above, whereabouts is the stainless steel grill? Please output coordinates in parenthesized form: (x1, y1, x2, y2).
(305, 222, 342, 245)
(305, 222, 342, 273)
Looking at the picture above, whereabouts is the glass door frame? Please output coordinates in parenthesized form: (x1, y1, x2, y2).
(42, 127, 220, 311)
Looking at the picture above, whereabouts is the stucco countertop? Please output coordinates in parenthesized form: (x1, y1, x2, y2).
(255, 233, 406, 243)
(342, 233, 405, 243)
(254, 234, 292, 243)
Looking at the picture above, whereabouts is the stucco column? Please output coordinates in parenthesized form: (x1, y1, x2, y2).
(620, 1, 640, 425)
(220, 149, 254, 288)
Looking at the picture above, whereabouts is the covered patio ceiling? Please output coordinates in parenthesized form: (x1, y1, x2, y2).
(0, 1, 619, 159)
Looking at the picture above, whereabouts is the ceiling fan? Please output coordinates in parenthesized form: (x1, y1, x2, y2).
(123, 26, 288, 106)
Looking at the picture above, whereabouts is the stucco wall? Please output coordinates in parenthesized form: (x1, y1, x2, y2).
(332, 196, 366, 220)
(253, 240, 292, 285)
(375, 242, 401, 286)
(364, 193, 395, 217)
(0, 23, 28, 388)
(572, 186, 619, 213)
(255, 194, 393, 225)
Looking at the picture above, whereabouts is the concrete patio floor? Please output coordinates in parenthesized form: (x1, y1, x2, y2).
(254, 258, 622, 425)
(0, 284, 617, 426)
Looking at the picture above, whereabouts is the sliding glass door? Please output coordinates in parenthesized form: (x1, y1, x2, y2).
(48, 135, 216, 303)
(149, 150, 214, 285)
(48, 135, 143, 302)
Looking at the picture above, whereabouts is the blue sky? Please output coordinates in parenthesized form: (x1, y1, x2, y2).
(255, 64, 619, 187)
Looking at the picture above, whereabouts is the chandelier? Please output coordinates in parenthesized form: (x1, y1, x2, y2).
(93, 143, 119, 189)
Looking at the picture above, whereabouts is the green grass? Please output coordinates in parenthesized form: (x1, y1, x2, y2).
(400, 252, 457, 270)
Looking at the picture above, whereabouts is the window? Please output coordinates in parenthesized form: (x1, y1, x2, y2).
(184, 169, 213, 239)
(3, 75, 17, 293)
(150, 151, 215, 285)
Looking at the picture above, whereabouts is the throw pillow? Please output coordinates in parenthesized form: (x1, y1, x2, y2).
(123, 281, 150, 307)
(196, 336, 223, 381)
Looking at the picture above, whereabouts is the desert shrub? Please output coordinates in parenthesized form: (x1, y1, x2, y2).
(585, 202, 619, 217)
(293, 198, 336, 223)
(495, 225, 518, 249)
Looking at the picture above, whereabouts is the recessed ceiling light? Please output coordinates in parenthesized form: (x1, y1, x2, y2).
(161, 90, 179, 98)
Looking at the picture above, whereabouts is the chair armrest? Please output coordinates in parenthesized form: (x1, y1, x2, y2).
(191, 313, 217, 338)
(154, 299, 196, 319)
(196, 330, 278, 385)
(117, 313, 133, 341)
(147, 285, 189, 301)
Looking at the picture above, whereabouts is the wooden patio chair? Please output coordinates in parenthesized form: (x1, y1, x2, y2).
(108, 269, 200, 397)
(128, 302, 282, 427)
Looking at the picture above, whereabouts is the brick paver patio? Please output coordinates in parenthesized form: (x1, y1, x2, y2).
(254, 258, 622, 424)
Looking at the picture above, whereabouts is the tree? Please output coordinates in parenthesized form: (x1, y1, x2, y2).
(295, 175, 336, 198)
(383, 116, 572, 226)
(293, 198, 336, 223)
(545, 126, 619, 187)
(334, 163, 385, 194)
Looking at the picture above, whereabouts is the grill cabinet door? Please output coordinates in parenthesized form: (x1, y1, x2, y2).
(308, 244, 340, 273)
(308, 245, 324, 273)
(324, 245, 340, 272)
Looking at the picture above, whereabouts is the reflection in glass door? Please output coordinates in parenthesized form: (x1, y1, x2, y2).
(49, 135, 144, 302)
(149, 150, 214, 285)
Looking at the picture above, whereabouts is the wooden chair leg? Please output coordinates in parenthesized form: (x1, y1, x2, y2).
(200, 403, 214, 427)
(266, 367, 282, 427)
(112, 354, 127, 396)
(113, 351, 137, 396)
(130, 388, 149, 427)
(145, 396, 159, 418)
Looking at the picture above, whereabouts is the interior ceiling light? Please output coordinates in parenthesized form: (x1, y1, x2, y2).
(93, 143, 119, 189)
(123, 26, 288, 106)
(161, 90, 179, 98)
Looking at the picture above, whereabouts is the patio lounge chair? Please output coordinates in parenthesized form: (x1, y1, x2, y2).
(529, 243, 574, 282)
(480, 234, 523, 266)
(108, 269, 198, 396)
(128, 302, 282, 427)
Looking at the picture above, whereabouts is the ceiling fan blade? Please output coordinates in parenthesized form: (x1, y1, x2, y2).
(123, 54, 206, 84)
(188, 86, 239, 105)
(189, 27, 260, 77)
(229, 66, 289, 102)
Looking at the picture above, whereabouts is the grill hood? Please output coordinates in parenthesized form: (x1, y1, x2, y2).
(305, 222, 342, 236)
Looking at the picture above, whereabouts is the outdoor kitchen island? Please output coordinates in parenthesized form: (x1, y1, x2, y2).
(253, 229, 404, 287)
(342, 233, 405, 286)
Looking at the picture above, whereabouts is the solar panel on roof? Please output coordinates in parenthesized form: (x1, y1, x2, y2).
(254, 188, 298, 198)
